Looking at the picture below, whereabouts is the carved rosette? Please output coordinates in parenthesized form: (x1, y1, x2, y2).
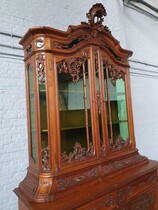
(36, 53, 46, 84)
(61, 142, 94, 164)
(57, 51, 89, 83)
(42, 146, 51, 172)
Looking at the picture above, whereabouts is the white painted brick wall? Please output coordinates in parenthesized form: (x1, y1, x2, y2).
(0, 0, 158, 210)
(124, 6, 158, 160)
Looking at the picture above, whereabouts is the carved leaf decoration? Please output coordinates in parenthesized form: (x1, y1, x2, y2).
(36, 53, 46, 84)
(61, 142, 94, 164)
(110, 135, 130, 151)
(42, 147, 51, 172)
(57, 51, 89, 83)
(86, 3, 107, 25)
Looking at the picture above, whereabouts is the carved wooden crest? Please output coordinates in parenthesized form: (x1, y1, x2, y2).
(86, 3, 107, 25)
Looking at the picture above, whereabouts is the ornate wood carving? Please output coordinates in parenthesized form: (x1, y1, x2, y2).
(52, 37, 87, 49)
(102, 195, 116, 207)
(110, 135, 130, 151)
(36, 37, 44, 48)
(42, 147, 51, 172)
(135, 194, 154, 210)
(57, 168, 99, 191)
(57, 51, 89, 83)
(86, 3, 106, 26)
(61, 142, 94, 163)
(96, 90, 102, 114)
(117, 188, 125, 203)
(36, 53, 46, 84)
(125, 173, 157, 197)
(102, 154, 148, 175)
(34, 173, 53, 202)
(108, 65, 125, 86)
(26, 44, 32, 55)
(102, 55, 126, 86)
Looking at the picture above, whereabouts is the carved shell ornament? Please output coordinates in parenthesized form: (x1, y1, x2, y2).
(86, 3, 107, 25)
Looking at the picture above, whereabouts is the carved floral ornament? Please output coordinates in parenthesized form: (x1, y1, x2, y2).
(102, 55, 126, 86)
(57, 51, 89, 83)
(61, 142, 94, 164)
(36, 53, 46, 85)
(86, 3, 106, 26)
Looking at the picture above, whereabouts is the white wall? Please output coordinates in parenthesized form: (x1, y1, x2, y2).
(123, 7, 158, 160)
(0, 0, 158, 209)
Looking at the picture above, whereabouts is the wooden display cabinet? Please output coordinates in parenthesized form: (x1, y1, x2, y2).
(14, 3, 158, 210)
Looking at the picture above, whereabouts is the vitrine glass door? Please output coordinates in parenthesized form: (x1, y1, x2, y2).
(28, 65, 37, 162)
(56, 54, 94, 163)
(102, 61, 130, 149)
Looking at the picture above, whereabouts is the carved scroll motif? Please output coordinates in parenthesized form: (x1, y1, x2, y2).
(42, 147, 51, 172)
(57, 51, 89, 83)
(36, 53, 46, 84)
(61, 142, 94, 164)
(86, 3, 106, 25)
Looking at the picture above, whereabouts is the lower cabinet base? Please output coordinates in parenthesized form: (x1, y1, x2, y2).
(15, 160, 158, 210)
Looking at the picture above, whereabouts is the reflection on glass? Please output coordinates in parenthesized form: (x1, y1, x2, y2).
(28, 65, 37, 162)
(103, 63, 129, 144)
(39, 83, 48, 149)
(58, 60, 92, 156)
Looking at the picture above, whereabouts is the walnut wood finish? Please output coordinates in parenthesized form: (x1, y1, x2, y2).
(14, 3, 158, 210)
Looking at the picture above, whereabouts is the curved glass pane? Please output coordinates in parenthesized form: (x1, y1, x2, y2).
(28, 65, 37, 162)
(103, 63, 129, 145)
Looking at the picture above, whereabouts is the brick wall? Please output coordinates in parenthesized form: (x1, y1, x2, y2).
(0, 0, 158, 209)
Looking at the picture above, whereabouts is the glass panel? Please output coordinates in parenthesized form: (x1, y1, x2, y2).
(57, 59, 93, 162)
(108, 77, 129, 142)
(103, 63, 129, 145)
(39, 83, 48, 149)
(28, 65, 37, 162)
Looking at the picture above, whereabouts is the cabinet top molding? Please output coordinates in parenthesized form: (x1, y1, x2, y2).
(19, 3, 132, 63)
